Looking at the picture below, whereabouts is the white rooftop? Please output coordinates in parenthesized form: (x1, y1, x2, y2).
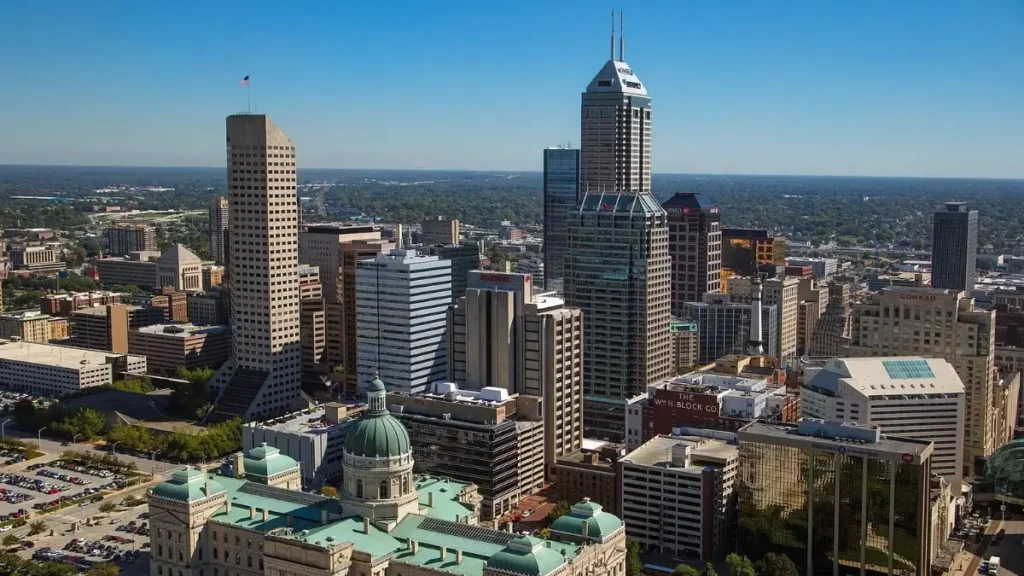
(586, 59, 648, 96)
(809, 357, 965, 396)
(135, 323, 229, 337)
(0, 341, 114, 370)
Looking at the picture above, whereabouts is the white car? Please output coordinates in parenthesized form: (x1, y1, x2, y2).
(0, 525, 11, 532)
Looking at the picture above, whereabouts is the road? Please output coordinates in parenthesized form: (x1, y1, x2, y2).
(6, 428, 185, 477)
(958, 516, 1024, 576)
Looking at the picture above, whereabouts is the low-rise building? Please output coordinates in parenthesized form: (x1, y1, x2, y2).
(202, 264, 224, 290)
(94, 250, 161, 287)
(621, 435, 738, 561)
(187, 291, 227, 326)
(785, 257, 838, 279)
(128, 323, 231, 376)
(40, 291, 122, 316)
(0, 340, 135, 396)
(9, 245, 65, 273)
(0, 309, 55, 343)
(70, 304, 165, 352)
(552, 440, 624, 516)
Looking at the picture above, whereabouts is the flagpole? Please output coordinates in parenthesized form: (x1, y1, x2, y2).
(247, 74, 251, 113)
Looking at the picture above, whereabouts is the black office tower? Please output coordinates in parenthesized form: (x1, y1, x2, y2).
(931, 202, 978, 291)
(542, 147, 580, 290)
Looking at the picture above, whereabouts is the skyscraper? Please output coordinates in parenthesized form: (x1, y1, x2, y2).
(565, 13, 670, 441)
(931, 201, 978, 291)
(542, 147, 579, 289)
(661, 192, 722, 310)
(206, 114, 302, 422)
(209, 196, 229, 265)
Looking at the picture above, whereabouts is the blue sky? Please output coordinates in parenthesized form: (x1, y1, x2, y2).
(1, 0, 1022, 177)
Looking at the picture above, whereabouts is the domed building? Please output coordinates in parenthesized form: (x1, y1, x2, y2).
(985, 439, 1024, 504)
(148, 375, 625, 576)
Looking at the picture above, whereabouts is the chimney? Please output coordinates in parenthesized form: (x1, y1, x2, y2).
(225, 500, 232, 513)
(411, 540, 419, 554)
(249, 507, 256, 520)
(456, 550, 463, 564)
(233, 453, 245, 478)
(507, 523, 513, 533)
(262, 509, 269, 522)
(428, 492, 434, 507)
(204, 481, 212, 496)
(363, 517, 370, 534)
(321, 509, 328, 524)
(440, 547, 448, 562)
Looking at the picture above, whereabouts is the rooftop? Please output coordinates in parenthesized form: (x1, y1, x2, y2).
(622, 435, 737, 469)
(0, 340, 116, 369)
(576, 192, 665, 217)
(0, 309, 51, 321)
(661, 192, 717, 213)
(738, 420, 934, 464)
(585, 59, 647, 96)
(807, 357, 965, 396)
(251, 403, 364, 435)
(135, 323, 230, 337)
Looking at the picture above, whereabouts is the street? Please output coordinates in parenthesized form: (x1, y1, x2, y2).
(5, 428, 186, 477)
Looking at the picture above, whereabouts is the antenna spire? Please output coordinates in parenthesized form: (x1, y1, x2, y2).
(619, 11, 624, 61)
(610, 7, 615, 61)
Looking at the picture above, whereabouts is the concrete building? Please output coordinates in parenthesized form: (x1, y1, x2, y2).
(625, 361, 799, 450)
(156, 244, 203, 291)
(299, 225, 395, 393)
(0, 340, 145, 396)
(298, 264, 327, 383)
(448, 271, 584, 471)
(0, 309, 55, 343)
(737, 419, 934, 576)
(721, 229, 785, 277)
(242, 402, 363, 487)
(419, 216, 460, 246)
(39, 291, 122, 317)
(682, 293, 778, 364)
(387, 382, 545, 519)
(842, 287, 1004, 473)
(801, 357, 966, 491)
(356, 249, 451, 394)
(542, 146, 580, 289)
(553, 441, 624, 517)
(931, 202, 978, 291)
(795, 278, 828, 356)
(785, 257, 838, 279)
(128, 323, 231, 376)
(148, 380, 625, 576)
(669, 320, 698, 374)
(106, 223, 156, 256)
(808, 281, 852, 357)
(9, 245, 65, 273)
(621, 435, 738, 561)
(419, 243, 481, 304)
(726, 275, 800, 363)
(186, 291, 227, 326)
(70, 304, 164, 352)
(48, 317, 68, 341)
(209, 196, 229, 264)
(202, 265, 224, 290)
(207, 114, 303, 422)
(94, 253, 158, 287)
(513, 257, 545, 292)
(661, 192, 722, 309)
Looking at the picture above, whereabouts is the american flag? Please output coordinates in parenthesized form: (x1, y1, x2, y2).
(239, 75, 250, 86)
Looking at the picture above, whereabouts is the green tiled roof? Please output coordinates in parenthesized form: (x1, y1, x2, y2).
(416, 477, 477, 521)
(152, 468, 225, 502)
(344, 412, 411, 458)
(550, 499, 622, 541)
(487, 536, 566, 576)
(244, 443, 299, 478)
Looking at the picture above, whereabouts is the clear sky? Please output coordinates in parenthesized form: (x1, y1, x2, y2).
(1, 0, 1022, 178)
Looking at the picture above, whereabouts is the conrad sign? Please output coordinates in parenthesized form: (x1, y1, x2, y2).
(898, 293, 937, 302)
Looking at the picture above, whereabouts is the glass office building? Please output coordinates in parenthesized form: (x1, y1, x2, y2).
(737, 420, 933, 576)
(543, 147, 580, 290)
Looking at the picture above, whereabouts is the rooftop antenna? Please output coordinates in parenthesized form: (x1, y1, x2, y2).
(619, 11, 624, 61)
(610, 8, 616, 61)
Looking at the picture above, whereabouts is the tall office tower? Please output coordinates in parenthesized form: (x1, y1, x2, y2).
(542, 146, 580, 289)
(299, 225, 394, 393)
(737, 420, 934, 576)
(661, 193, 722, 310)
(683, 293, 778, 364)
(801, 357, 966, 491)
(842, 287, 1001, 473)
(807, 281, 852, 357)
(206, 114, 302, 422)
(106, 223, 156, 256)
(448, 271, 584, 470)
(297, 264, 327, 384)
(565, 193, 671, 441)
(355, 249, 451, 394)
(931, 202, 978, 291)
(580, 13, 651, 194)
(726, 275, 800, 363)
(418, 216, 460, 246)
(795, 278, 828, 355)
(209, 196, 229, 264)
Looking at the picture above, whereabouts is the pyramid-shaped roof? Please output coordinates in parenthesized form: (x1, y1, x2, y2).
(585, 59, 647, 96)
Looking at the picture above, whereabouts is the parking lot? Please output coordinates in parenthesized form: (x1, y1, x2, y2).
(0, 457, 144, 521)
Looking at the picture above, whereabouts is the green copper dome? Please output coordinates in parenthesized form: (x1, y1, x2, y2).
(243, 443, 299, 478)
(345, 376, 411, 459)
(487, 536, 566, 576)
(550, 499, 623, 541)
(152, 468, 225, 502)
(985, 439, 1024, 503)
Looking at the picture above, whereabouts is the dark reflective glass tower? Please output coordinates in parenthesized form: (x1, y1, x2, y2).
(543, 147, 580, 290)
(930, 201, 978, 291)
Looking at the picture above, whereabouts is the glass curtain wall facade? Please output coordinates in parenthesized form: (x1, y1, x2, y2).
(737, 430, 931, 575)
(543, 148, 580, 290)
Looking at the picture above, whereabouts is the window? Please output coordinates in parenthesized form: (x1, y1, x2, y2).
(356, 479, 363, 498)
(380, 480, 389, 499)
(236, 554, 241, 565)
(158, 567, 163, 576)
(248, 556, 252, 568)
(213, 548, 218, 560)
(159, 545, 163, 557)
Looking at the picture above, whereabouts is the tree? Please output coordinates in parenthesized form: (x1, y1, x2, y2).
(85, 564, 121, 576)
(319, 486, 339, 498)
(673, 566, 701, 576)
(548, 500, 571, 521)
(756, 553, 798, 576)
(700, 564, 718, 576)
(99, 501, 117, 513)
(28, 520, 46, 536)
(626, 538, 644, 576)
(2, 534, 19, 547)
(724, 553, 755, 576)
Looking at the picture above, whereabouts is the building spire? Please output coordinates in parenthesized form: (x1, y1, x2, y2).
(747, 276, 764, 356)
(610, 7, 616, 61)
(619, 11, 624, 61)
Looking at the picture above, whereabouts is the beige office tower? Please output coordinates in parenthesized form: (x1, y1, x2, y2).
(206, 114, 302, 422)
(298, 264, 326, 382)
(419, 216, 460, 246)
(299, 225, 394, 394)
(448, 271, 584, 472)
(726, 275, 799, 363)
(808, 281, 852, 357)
(209, 196, 229, 264)
(842, 287, 1003, 473)
(796, 278, 828, 356)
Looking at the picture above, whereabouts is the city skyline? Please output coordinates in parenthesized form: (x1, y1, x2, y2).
(2, 1, 1023, 178)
